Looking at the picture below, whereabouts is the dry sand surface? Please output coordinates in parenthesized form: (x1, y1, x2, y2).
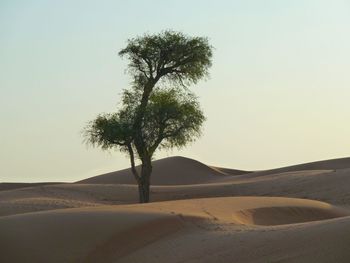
(1, 156, 350, 262)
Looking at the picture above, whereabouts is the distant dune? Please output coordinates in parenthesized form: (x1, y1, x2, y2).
(243, 156, 350, 177)
(276, 156, 350, 171)
(77, 156, 250, 185)
(0, 182, 64, 192)
(2, 156, 350, 262)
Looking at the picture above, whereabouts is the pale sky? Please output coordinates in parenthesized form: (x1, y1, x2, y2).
(1, 0, 350, 182)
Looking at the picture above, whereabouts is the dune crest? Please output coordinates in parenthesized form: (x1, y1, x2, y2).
(78, 156, 250, 185)
(232, 205, 347, 226)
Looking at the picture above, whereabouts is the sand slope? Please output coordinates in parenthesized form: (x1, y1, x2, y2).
(78, 156, 350, 185)
(2, 156, 350, 262)
(1, 197, 349, 263)
(78, 156, 249, 185)
(249, 156, 350, 176)
(0, 182, 63, 192)
(1, 157, 350, 217)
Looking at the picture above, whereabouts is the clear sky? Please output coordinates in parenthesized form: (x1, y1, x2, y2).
(1, 0, 350, 182)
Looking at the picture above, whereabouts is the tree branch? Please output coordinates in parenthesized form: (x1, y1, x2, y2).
(163, 124, 188, 139)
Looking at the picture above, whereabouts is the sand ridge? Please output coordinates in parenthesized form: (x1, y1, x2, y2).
(1, 197, 349, 263)
(77, 156, 250, 185)
(2, 156, 350, 262)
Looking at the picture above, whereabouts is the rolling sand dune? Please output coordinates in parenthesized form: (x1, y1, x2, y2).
(2, 156, 350, 262)
(246, 156, 350, 177)
(78, 156, 250, 185)
(78, 156, 350, 185)
(2, 158, 350, 217)
(0, 182, 64, 192)
(1, 197, 349, 263)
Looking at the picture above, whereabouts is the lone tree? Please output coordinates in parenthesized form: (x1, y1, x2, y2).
(84, 30, 213, 203)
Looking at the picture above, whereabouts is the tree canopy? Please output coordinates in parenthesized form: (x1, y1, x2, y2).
(119, 30, 213, 87)
(85, 87, 205, 156)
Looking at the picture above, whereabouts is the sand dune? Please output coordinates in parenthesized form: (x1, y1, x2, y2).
(251, 156, 350, 176)
(1, 197, 349, 263)
(232, 205, 346, 226)
(0, 182, 63, 192)
(0, 184, 135, 216)
(2, 156, 350, 262)
(1, 157, 350, 217)
(1, 177, 350, 217)
(78, 156, 249, 185)
(78, 156, 350, 186)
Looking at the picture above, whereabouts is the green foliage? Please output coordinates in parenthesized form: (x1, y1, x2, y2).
(83, 110, 134, 152)
(85, 30, 212, 159)
(145, 88, 205, 151)
(119, 30, 213, 87)
(133, 87, 205, 154)
(84, 87, 205, 157)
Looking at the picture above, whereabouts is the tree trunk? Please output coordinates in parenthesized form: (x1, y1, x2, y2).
(138, 180, 149, 203)
(132, 78, 159, 203)
(138, 158, 152, 203)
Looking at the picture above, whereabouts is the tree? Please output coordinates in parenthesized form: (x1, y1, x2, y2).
(85, 87, 205, 202)
(84, 30, 213, 203)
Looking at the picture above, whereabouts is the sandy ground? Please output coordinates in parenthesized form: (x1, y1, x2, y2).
(1, 156, 350, 262)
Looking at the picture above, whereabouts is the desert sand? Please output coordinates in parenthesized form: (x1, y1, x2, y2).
(1, 156, 350, 262)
